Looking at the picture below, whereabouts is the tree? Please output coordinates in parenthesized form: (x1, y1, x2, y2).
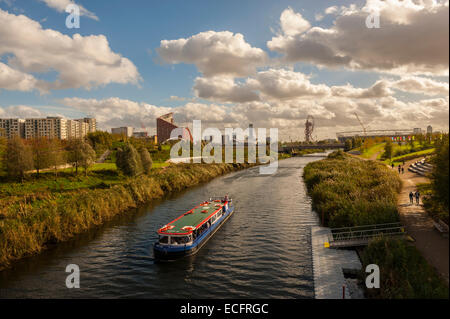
(66, 139, 96, 176)
(139, 147, 153, 174)
(4, 136, 33, 182)
(87, 131, 113, 153)
(116, 143, 143, 177)
(344, 139, 353, 152)
(431, 134, 449, 210)
(384, 139, 393, 162)
(48, 139, 66, 178)
(30, 137, 52, 177)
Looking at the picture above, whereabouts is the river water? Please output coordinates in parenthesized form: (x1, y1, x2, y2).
(0, 155, 326, 298)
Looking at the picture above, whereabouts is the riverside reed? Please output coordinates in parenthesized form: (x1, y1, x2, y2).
(303, 151, 402, 228)
(0, 162, 252, 270)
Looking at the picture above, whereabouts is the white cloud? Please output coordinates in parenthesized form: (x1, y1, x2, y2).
(39, 0, 98, 21)
(279, 7, 311, 36)
(157, 31, 268, 77)
(194, 76, 259, 103)
(0, 105, 44, 118)
(0, 62, 39, 92)
(267, 1, 449, 75)
(0, 9, 140, 91)
(391, 76, 449, 95)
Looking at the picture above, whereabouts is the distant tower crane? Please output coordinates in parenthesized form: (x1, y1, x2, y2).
(354, 112, 367, 138)
(305, 115, 315, 143)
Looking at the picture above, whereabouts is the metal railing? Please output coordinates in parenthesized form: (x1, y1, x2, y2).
(328, 222, 406, 246)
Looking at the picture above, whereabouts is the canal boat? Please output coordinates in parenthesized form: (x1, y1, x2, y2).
(153, 196, 234, 261)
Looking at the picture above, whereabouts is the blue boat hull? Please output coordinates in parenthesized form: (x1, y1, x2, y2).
(153, 205, 234, 261)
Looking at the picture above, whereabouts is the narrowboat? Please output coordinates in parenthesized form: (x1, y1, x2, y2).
(153, 196, 234, 261)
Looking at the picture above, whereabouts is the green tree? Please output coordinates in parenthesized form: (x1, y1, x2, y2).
(344, 139, 353, 152)
(87, 131, 113, 154)
(48, 139, 66, 178)
(66, 138, 96, 175)
(384, 139, 393, 162)
(30, 137, 52, 177)
(116, 143, 143, 177)
(139, 147, 153, 174)
(4, 136, 33, 182)
(431, 134, 449, 210)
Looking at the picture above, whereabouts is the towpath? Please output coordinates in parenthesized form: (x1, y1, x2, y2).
(396, 159, 449, 285)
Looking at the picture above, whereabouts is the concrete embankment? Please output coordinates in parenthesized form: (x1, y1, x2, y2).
(311, 226, 362, 299)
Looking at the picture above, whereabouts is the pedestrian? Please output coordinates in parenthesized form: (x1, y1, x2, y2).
(415, 191, 420, 205)
(391, 163, 394, 169)
(402, 166, 404, 174)
(409, 192, 414, 205)
(398, 165, 401, 173)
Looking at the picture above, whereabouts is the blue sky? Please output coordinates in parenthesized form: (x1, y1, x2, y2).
(0, 0, 448, 139)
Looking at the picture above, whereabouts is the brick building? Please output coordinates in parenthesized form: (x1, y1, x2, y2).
(156, 113, 192, 144)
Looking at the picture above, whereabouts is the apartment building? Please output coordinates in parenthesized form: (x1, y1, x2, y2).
(25, 117, 68, 139)
(0, 118, 25, 139)
(0, 116, 97, 139)
(111, 126, 134, 137)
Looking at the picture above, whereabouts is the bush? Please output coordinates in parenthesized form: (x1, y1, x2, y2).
(139, 147, 153, 174)
(303, 152, 401, 227)
(361, 238, 448, 299)
(116, 143, 143, 177)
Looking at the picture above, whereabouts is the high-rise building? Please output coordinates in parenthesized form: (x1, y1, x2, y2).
(156, 112, 192, 144)
(25, 117, 68, 139)
(413, 128, 422, 135)
(0, 118, 25, 139)
(427, 125, 433, 134)
(76, 118, 97, 133)
(67, 120, 89, 139)
(111, 126, 134, 137)
(1, 116, 97, 139)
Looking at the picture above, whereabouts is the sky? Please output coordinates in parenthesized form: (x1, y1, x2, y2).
(0, 0, 449, 140)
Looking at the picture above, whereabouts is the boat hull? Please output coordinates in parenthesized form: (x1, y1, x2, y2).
(153, 205, 234, 261)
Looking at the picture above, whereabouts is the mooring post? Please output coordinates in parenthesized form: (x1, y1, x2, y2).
(342, 285, 345, 299)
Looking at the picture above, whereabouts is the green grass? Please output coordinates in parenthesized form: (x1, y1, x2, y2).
(383, 148, 435, 165)
(303, 151, 401, 228)
(361, 237, 448, 299)
(417, 182, 449, 224)
(359, 143, 386, 159)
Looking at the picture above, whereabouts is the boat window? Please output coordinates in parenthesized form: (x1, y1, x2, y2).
(159, 236, 169, 244)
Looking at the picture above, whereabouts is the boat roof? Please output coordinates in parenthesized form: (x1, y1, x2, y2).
(158, 200, 227, 235)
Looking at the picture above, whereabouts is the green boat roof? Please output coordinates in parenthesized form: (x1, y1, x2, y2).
(158, 200, 225, 235)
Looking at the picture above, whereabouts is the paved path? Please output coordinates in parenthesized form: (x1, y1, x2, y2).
(396, 159, 449, 285)
(311, 226, 362, 299)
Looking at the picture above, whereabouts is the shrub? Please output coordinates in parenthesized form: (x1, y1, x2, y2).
(116, 143, 143, 177)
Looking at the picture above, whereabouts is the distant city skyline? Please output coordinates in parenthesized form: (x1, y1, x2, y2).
(0, 0, 448, 140)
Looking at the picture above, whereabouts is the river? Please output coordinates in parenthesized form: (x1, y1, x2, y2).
(0, 155, 327, 298)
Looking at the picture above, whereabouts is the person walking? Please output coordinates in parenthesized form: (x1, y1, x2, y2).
(409, 192, 414, 205)
(401, 166, 405, 174)
(391, 163, 395, 169)
(398, 165, 401, 174)
(415, 191, 420, 205)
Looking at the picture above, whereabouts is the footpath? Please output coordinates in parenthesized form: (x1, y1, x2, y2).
(396, 159, 449, 285)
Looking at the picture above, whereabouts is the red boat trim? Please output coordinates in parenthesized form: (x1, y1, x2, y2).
(157, 201, 229, 236)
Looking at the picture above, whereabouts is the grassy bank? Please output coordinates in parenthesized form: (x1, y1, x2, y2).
(361, 237, 448, 299)
(303, 151, 401, 228)
(0, 162, 252, 270)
